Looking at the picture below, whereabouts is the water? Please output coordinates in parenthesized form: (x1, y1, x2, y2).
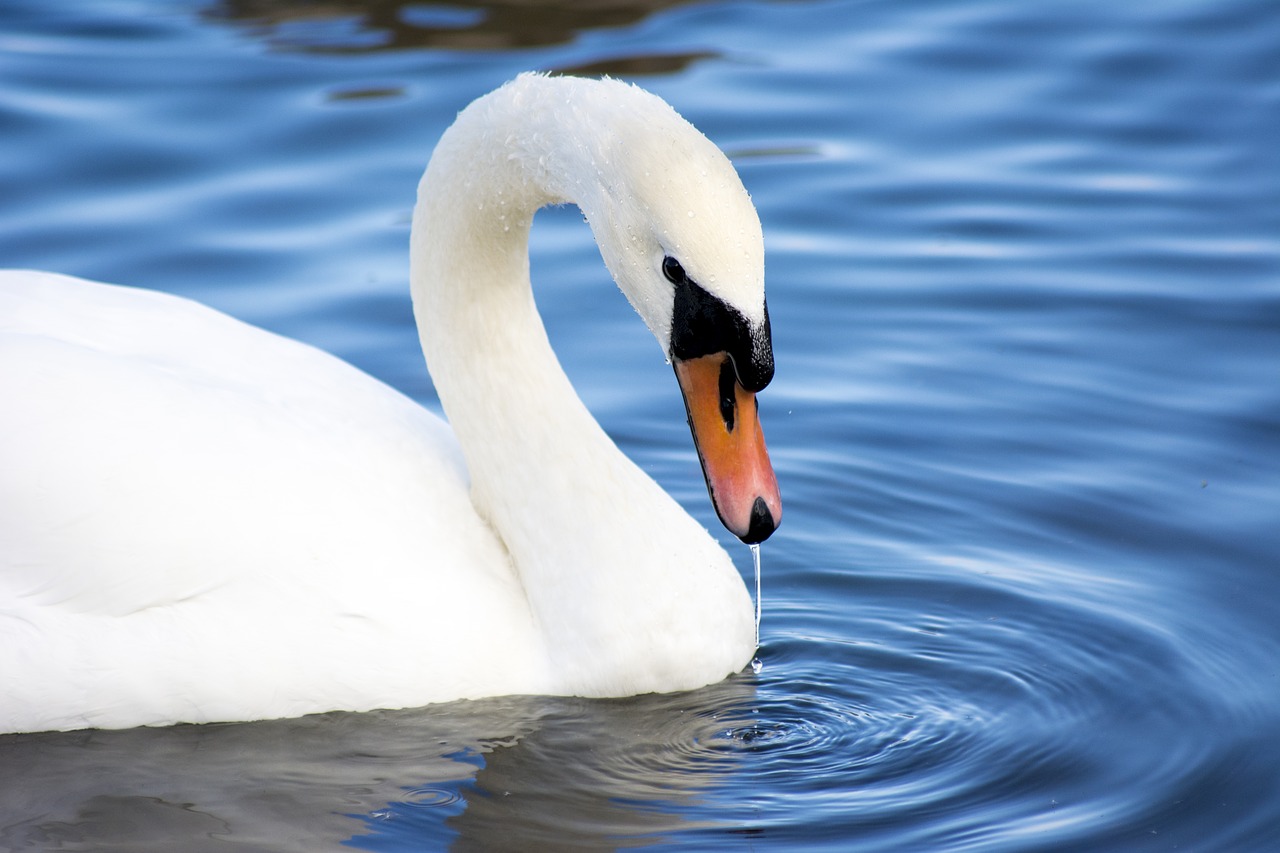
(751, 543, 763, 663)
(2, 0, 1278, 849)
(747, 540, 757, 666)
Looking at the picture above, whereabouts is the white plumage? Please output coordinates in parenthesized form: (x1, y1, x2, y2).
(0, 74, 772, 733)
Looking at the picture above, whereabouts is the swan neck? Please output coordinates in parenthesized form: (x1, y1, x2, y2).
(404, 77, 755, 694)
(407, 83, 618, 536)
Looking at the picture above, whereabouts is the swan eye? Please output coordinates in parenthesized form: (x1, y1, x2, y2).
(662, 255, 687, 284)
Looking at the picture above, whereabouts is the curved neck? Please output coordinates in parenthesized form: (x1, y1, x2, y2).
(409, 86, 609, 548)
(405, 78, 753, 693)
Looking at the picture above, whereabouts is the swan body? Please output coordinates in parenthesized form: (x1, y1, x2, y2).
(0, 74, 779, 734)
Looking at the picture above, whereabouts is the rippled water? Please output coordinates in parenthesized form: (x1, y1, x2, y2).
(2, 0, 1278, 850)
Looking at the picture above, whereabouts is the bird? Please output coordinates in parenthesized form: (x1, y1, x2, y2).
(0, 73, 780, 734)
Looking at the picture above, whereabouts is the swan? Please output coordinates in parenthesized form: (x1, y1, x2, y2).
(0, 73, 780, 734)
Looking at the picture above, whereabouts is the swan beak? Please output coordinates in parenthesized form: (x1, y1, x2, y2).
(674, 353, 782, 544)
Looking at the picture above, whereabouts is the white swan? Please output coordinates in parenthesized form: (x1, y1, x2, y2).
(0, 74, 780, 734)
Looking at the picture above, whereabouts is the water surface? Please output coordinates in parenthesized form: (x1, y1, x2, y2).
(2, 0, 1278, 849)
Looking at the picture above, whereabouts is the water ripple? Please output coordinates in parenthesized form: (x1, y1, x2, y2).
(672, 562, 1229, 840)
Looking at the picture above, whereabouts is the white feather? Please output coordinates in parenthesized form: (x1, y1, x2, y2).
(0, 74, 761, 733)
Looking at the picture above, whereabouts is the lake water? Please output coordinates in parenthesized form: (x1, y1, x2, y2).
(2, 0, 1278, 849)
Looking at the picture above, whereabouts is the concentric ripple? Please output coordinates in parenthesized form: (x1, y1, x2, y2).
(677, 561, 1249, 849)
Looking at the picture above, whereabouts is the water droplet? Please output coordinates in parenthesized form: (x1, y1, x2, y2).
(751, 542, 763, 650)
(747, 540, 762, 660)
(751, 657, 763, 675)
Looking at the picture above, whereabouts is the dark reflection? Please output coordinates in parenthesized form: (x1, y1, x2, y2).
(203, 0, 703, 55)
(356, 678, 761, 850)
(0, 677, 759, 851)
(444, 688, 760, 849)
(554, 51, 718, 78)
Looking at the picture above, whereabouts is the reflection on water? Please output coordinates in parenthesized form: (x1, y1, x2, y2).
(0, 680, 761, 851)
(553, 50, 718, 78)
(204, 0, 699, 54)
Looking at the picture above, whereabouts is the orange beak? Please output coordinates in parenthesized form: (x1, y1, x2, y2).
(674, 352, 781, 544)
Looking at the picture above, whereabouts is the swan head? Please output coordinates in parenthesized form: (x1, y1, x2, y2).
(559, 77, 781, 543)
(418, 74, 781, 544)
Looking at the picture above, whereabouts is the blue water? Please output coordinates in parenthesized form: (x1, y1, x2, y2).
(2, 0, 1279, 849)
